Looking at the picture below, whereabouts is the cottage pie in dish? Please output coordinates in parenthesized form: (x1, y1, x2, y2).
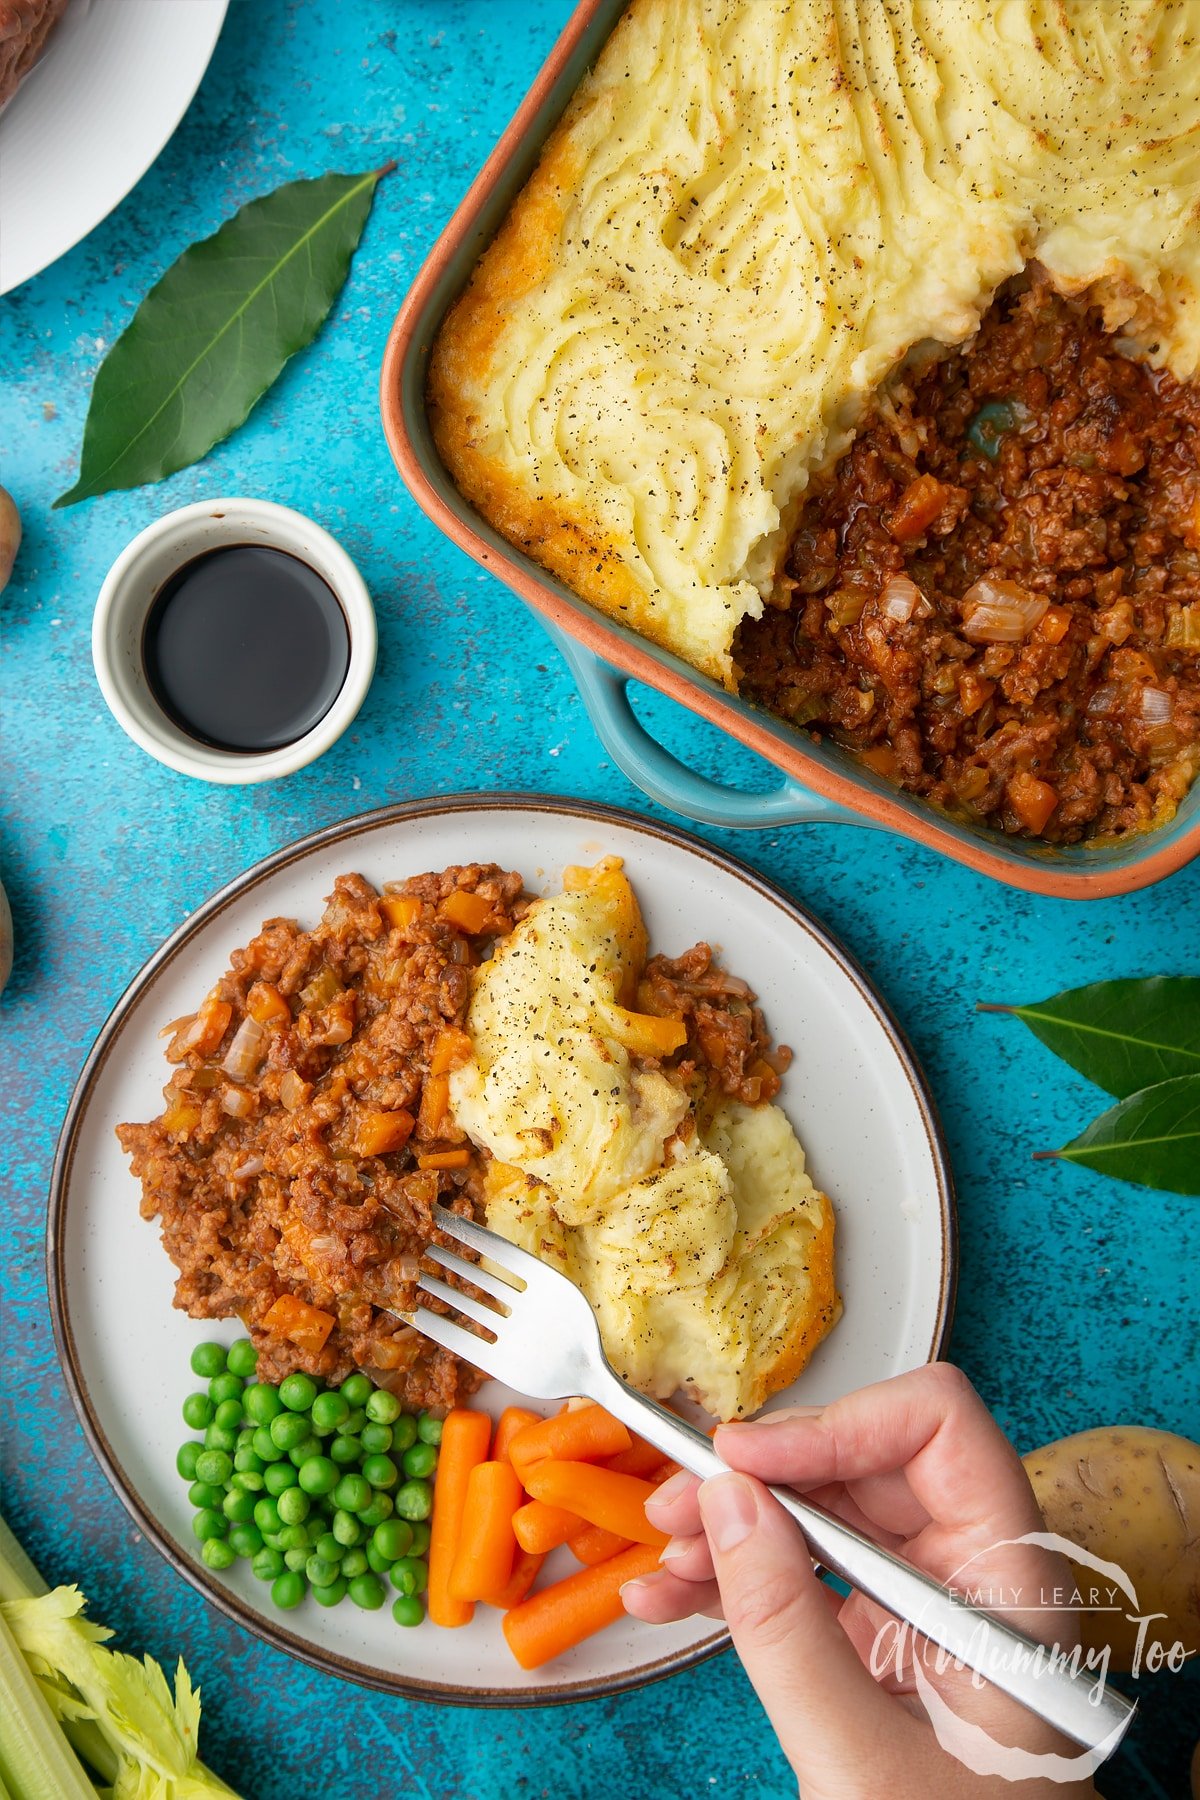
(119, 859, 837, 1423)
(429, 0, 1200, 844)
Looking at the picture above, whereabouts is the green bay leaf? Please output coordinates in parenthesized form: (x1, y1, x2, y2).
(56, 166, 393, 508)
(1038, 1074, 1200, 1195)
(978, 976, 1200, 1098)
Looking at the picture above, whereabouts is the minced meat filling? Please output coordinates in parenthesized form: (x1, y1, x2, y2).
(735, 269, 1200, 844)
(119, 867, 785, 1403)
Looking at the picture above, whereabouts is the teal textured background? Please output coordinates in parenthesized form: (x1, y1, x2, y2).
(1, 2, 1197, 1794)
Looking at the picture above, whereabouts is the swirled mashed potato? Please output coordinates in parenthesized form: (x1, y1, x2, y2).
(448, 861, 838, 1419)
(429, 0, 1200, 687)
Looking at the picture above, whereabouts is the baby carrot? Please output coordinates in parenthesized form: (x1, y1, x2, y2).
(603, 1439, 672, 1480)
(449, 1460, 523, 1604)
(568, 1522, 631, 1566)
(428, 1408, 492, 1628)
(493, 1406, 542, 1464)
(522, 1461, 668, 1549)
(481, 1546, 546, 1611)
(503, 1543, 662, 1670)
(508, 1404, 631, 1477)
(513, 1499, 583, 1556)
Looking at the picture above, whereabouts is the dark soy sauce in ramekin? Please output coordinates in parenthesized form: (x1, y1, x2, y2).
(142, 544, 351, 753)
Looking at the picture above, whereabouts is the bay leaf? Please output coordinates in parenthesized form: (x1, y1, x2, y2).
(978, 976, 1200, 1098)
(1035, 1074, 1200, 1195)
(56, 166, 393, 508)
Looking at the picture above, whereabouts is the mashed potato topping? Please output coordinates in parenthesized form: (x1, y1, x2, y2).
(429, 0, 1200, 687)
(448, 861, 838, 1419)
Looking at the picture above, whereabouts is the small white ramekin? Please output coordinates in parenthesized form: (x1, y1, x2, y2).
(92, 498, 377, 784)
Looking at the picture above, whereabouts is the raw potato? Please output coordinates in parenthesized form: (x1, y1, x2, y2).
(0, 485, 19, 593)
(1023, 1426, 1200, 1672)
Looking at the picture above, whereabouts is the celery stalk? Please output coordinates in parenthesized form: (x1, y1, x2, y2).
(0, 1603, 98, 1800)
(0, 1516, 46, 1605)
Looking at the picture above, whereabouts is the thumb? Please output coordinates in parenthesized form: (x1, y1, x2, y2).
(698, 1473, 898, 1771)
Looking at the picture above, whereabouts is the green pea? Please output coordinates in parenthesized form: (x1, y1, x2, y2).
(188, 1481, 225, 1511)
(208, 1372, 244, 1407)
(390, 1556, 428, 1598)
(277, 1487, 310, 1526)
(390, 1416, 418, 1454)
(408, 1522, 431, 1558)
(333, 1473, 371, 1514)
(192, 1508, 227, 1543)
(284, 1548, 310, 1573)
(365, 1389, 400, 1425)
(271, 1571, 306, 1610)
(313, 1575, 347, 1608)
(329, 1435, 362, 1467)
(278, 1372, 318, 1413)
(261, 1531, 284, 1552)
(202, 1537, 236, 1571)
(297, 1456, 338, 1497)
(357, 1493, 393, 1530)
(305, 1555, 341, 1589)
(236, 1426, 257, 1450)
(365, 1541, 392, 1576)
(967, 399, 1018, 460)
(203, 1423, 238, 1455)
(194, 1449, 232, 1486)
(277, 1524, 309, 1553)
(348, 1572, 385, 1611)
(243, 1383, 283, 1426)
(359, 1422, 392, 1456)
(311, 1391, 350, 1434)
(339, 1407, 367, 1435)
(372, 1519, 413, 1562)
(251, 1547, 284, 1582)
(182, 1392, 213, 1431)
(227, 1338, 258, 1378)
(222, 1488, 256, 1524)
(190, 1342, 227, 1379)
(253, 1426, 285, 1463)
(176, 1442, 202, 1481)
(214, 1397, 244, 1433)
(362, 1454, 398, 1492)
(264, 1461, 299, 1495)
(253, 1497, 282, 1536)
(391, 1595, 423, 1627)
(401, 1443, 437, 1480)
(394, 1479, 432, 1522)
(269, 1411, 310, 1453)
(288, 1435, 323, 1468)
(416, 1414, 443, 1447)
(313, 1531, 342, 1564)
(234, 1446, 264, 1475)
(340, 1372, 372, 1407)
(227, 1523, 263, 1559)
(230, 1470, 265, 1494)
(331, 1510, 361, 1548)
(340, 1548, 368, 1579)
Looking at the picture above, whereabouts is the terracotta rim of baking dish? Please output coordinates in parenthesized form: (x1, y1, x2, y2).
(47, 793, 957, 1708)
(378, 0, 1199, 902)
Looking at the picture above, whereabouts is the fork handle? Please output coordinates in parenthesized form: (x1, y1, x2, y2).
(589, 1369, 1135, 1757)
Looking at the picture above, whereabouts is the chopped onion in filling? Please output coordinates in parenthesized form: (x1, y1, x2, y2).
(960, 578, 1049, 644)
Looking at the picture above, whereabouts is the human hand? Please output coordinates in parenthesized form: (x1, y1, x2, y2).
(622, 1363, 1101, 1800)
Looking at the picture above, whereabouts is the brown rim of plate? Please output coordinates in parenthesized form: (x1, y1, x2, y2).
(378, 0, 1200, 902)
(47, 792, 958, 1708)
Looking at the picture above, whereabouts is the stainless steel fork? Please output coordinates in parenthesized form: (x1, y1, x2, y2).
(409, 1204, 1134, 1757)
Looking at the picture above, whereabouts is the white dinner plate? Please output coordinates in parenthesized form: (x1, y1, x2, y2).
(0, 0, 229, 296)
(49, 795, 955, 1704)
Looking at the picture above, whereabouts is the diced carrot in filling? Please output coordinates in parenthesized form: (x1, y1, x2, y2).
(380, 893, 422, 929)
(262, 1294, 335, 1356)
(355, 1108, 416, 1156)
(1007, 772, 1059, 836)
(438, 889, 492, 934)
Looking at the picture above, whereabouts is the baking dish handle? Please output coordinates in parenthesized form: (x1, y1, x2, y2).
(550, 629, 866, 831)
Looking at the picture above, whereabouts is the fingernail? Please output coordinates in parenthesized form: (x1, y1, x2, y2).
(699, 1474, 758, 1551)
(734, 1403, 825, 1427)
(645, 1469, 692, 1512)
(620, 1571, 664, 1599)
(658, 1535, 695, 1564)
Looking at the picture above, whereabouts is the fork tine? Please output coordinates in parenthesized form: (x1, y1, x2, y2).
(434, 1204, 545, 1285)
(407, 1304, 495, 1368)
(418, 1271, 502, 1332)
(425, 1243, 517, 1305)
